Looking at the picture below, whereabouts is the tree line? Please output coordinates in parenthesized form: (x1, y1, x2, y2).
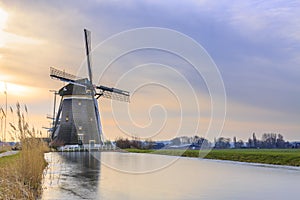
(115, 132, 298, 150)
(204, 132, 291, 149)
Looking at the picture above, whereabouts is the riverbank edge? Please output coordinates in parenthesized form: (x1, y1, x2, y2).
(124, 149, 300, 167)
(0, 148, 48, 199)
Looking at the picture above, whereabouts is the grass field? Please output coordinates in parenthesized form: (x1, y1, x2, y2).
(0, 152, 20, 166)
(125, 148, 300, 167)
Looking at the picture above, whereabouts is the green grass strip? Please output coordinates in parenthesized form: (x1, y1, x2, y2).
(125, 148, 300, 167)
(0, 152, 20, 166)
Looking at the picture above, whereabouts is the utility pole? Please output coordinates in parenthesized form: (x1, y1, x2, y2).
(49, 90, 57, 127)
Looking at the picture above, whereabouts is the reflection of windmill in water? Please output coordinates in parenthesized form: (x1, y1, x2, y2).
(50, 29, 130, 147)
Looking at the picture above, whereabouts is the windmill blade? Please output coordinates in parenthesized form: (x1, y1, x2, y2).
(102, 90, 130, 102)
(50, 67, 80, 83)
(96, 85, 130, 102)
(84, 29, 93, 85)
(84, 29, 104, 144)
(93, 97, 105, 144)
(97, 85, 130, 96)
(84, 29, 103, 144)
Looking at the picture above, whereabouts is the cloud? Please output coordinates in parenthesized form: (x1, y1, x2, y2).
(0, 0, 299, 140)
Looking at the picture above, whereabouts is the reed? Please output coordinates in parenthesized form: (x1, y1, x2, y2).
(0, 145, 11, 154)
(0, 103, 49, 200)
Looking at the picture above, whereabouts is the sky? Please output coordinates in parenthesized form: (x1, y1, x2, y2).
(0, 0, 299, 142)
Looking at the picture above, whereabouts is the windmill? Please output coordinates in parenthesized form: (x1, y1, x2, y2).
(50, 29, 129, 147)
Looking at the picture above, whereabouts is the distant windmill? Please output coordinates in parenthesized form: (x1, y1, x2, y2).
(50, 29, 130, 147)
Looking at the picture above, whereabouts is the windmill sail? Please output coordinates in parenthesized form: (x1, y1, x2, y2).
(84, 29, 93, 85)
(50, 66, 130, 101)
(96, 85, 130, 102)
(83, 29, 104, 145)
(50, 67, 80, 83)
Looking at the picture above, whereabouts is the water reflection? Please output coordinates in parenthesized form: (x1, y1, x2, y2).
(42, 152, 101, 200)
(42, 152, 300, 200)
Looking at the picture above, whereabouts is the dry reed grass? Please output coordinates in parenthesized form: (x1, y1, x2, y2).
(0, 145, 11, 153)
(0, 103, 49, 200)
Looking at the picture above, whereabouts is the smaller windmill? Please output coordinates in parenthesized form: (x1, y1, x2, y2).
(50, 29, 129, 147)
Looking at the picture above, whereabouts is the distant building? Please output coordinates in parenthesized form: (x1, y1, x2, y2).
(152, 142, 165, 149)
(291, 142, 300, 148)
(180, 136, 191, 144)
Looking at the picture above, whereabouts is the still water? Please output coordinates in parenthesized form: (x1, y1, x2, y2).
(42, 152, 300, 200)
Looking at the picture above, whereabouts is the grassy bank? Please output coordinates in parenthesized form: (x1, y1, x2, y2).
(0, 152, 20, 165)
(0, 139, 48, 200)
(125, 148, 300, 167)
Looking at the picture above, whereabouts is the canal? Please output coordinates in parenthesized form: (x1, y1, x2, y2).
(42, 152, 300, 200)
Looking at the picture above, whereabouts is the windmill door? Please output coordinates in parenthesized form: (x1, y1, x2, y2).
(78, 133, 84, 145)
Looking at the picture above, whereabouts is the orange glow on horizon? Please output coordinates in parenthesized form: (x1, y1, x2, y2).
(0, 81, 38, 97)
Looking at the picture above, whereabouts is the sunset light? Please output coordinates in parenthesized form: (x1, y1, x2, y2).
(0, 7, 8, 28)
(0, 81, 33, 97)
(0, 7, 8, 47)
(0, 1, 300, 199)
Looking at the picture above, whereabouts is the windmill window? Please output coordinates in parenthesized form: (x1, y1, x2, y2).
(66, 116, 69, 122)
(78, 126, 82, 130)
